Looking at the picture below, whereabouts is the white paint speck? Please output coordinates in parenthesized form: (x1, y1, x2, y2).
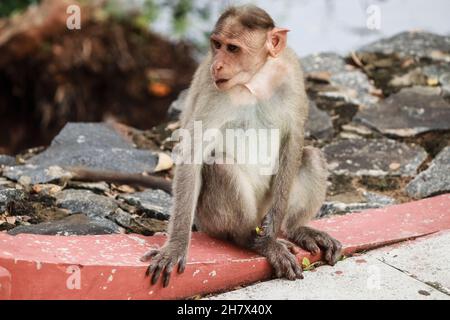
(36, 261, 42, 270)
(107, 275, 114, 283)
(77, 135, 86, 143)
(193, 269, 200, 277)
(209, 270, 217, 277)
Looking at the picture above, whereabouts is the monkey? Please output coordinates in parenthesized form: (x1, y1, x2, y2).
(139, 5, 342, 288)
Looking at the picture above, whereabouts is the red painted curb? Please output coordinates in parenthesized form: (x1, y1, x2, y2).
(0, 266, 11, 300)
(0, 194, 449, 300)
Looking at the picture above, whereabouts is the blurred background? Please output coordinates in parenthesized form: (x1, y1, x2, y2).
(1, 0, 450, 155)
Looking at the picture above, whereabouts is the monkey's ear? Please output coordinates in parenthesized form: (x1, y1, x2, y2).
(267, 27, 289, 57)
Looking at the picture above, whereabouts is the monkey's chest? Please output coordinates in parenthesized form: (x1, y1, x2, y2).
(206, 104, 281, 196)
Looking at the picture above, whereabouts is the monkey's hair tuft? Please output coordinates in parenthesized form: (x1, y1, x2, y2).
(214, 5, 275, 32)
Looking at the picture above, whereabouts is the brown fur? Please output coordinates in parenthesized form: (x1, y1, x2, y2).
(142, 5, 342, 287)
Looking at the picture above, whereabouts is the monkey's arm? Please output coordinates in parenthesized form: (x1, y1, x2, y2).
(141, 161, 202, 287)
(180, 56, 212, 128)
(254, 132, 303, 245)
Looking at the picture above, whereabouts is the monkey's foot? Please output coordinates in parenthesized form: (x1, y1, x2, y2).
(264, 239, 304, 281)
(141, 246, 187, 288)
(289, 226, 342, 266)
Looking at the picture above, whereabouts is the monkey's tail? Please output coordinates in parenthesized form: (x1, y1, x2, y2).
(68, 167, 172, 195)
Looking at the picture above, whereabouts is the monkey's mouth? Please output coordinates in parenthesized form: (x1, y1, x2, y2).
(215, 79, 229, 85)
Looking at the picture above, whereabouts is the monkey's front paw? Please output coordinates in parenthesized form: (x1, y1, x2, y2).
(141, 246, 187, 287)
(293, 227, 342, 266)
(266, 240, 303, 281)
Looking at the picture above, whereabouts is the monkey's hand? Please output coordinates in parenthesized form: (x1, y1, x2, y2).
(252, 226, 303, 281)
(141, 244, 187, 288)
(265, 239, 304, 280)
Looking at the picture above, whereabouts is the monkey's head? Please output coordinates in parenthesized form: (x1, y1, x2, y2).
(210, 5, 289, 91)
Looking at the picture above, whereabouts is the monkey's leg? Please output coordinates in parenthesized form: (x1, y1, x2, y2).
(282, 147, 342, 265)
(196, 164, 302, 280)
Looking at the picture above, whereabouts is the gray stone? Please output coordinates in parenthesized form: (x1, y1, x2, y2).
(306, 101, 334, 140)
(108, 208, 167, 235)
(363, 191, 397, 206)
(406, 147, 450, 199)
(319, 192, 396, 217)
(119, 189, 172, 220)
(323, 138, 427, 177)
(358, 31, 450, 61)
(422, 64, 450, 82)
(389, 68, 428, 88)
(108, 208, 132, 228)
(354, 88, 450, 137)
(7, 213, 121, 236)
(67, 181, 110, 193)
(55, 189, 118, 218)
(302, 52, 347, 75)
(441, 73, 450, 97)
(0, 177, 14, 188)
(341, 123, 374, 137)
(0, 155, 15, 166)
(0, 188, 26, 212)
(3, 165, 72, 185)
(302, 53, 379, 108)
(3, 123, 159, 184)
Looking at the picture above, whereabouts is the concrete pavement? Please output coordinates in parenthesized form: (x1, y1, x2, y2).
(208, 231, 450, 300)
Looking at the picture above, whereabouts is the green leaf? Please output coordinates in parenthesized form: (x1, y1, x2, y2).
(302, 257, 311, 268)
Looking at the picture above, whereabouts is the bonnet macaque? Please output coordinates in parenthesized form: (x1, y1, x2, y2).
(140, 5, 342, 287)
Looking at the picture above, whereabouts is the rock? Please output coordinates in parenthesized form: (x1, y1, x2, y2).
(341, 123, 374, 137)
(67, 181, 110, 193)
(302, 52, 379, 108)
(108, 208, 132, 228)
(306, 101, 334, 140)
(422, 64, 450, 97)
(354, 88, 450, 137)
(406, 147, 450, 199)
(358, 31, 450, 61)
(302, 52, 347, 75)
(0, 177, 14, 188)
(7, 213, 121, 236)
(323, 138, 427, 177)
(119, 189, 172, 220)
(31, 184, 63, 196)
(442, 75, 450, 97)
(0, 155, 15, 166)
(389, 68, 428, 88)
(108, 208, 167, 235)
(363, 191, 397, 206)
(3, 165, 72, 186)
(55, 189, 118, 218)
(0, 188, 26, 212)
(319, 192, 396, 217)
(3, 123, 159, 184)
(167, 89, 188, 120)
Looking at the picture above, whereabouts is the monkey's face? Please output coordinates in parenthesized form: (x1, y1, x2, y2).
(210, 30, 269, 92)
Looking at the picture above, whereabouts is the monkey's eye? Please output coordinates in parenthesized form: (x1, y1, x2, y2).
(227, 44, 240, 53)
(212, 40, 221, 50)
